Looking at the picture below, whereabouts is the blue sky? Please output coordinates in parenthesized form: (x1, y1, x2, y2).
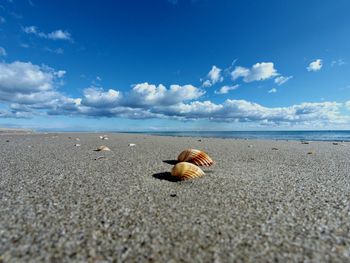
(0, 0, 350, 131)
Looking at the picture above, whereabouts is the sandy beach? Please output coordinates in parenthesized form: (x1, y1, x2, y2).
(1, 133, 350, 262)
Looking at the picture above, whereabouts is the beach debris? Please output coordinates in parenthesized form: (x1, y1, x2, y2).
(301, 141, 309, 144)
(177, 149, 214, 167)
(272, 147, 279, 150)
(333, 142, 339, 145)
(94, 145, 111, 151)
(74, 144, 81, 147)
(170, 193, 177, 197)
(99, 135, 109, 140)
(6, 140, 10, 142)
(198, 139, 202, 142)
(128, 143, 136, 147)
(94, 156, 106, 160)
(76, 138, 80, 141)
(248, 145, 253, 148)
(307, 151, 314, 155)
(171, 162, 205, 180)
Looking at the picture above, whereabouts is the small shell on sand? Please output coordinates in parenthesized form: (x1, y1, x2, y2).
(74, 144, 81, 147)
(95, 145, 111, 151)
(272, 148, 279, 150)
(171, 162, 205, 180)
(99, 135, 109, 140)
(177, 149, 214, 167)
(128, 143, 136, 147)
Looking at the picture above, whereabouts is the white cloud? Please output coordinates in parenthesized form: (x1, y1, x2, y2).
(23, 26, 72, 41)
(307, 59, 323, 72)
(0, 60, 349, 127)
(268, 88, 277, 93)
(0, 61, 64, 94)
(81, 87, 121, 108)
(231, 62, 278, 82)
(346, 101, 350, 109)
(126, 82, 205, 107)
(331, 59, 346, 67)
(274, 75, 292, 85)
(231, 66, 249, 80)
(215, 85, 239, 94)
(0, 16, 5, 23)
(0, 47, 6, 56)
(202, 80, 211, 88)
(208, 65, 223, 84)
(202, 65, 223, 87)
(47, 30, 71, 40)
(0, 61, 68, 114)
(45, 47, 64, 54)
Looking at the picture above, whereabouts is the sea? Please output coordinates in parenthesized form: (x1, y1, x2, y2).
(124, 130, 350, 142)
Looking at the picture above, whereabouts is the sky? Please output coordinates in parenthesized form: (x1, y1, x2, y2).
(0, 0, 350, 131)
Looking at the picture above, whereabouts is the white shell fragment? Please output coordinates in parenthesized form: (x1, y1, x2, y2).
(95, 145, 111, 151)
(128, 143, 136, 147)
(74, 144, 81, 147)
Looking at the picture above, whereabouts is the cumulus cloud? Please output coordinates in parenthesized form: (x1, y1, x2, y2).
(274, 75, 292, 85)
(215, 85, 239, 94)
(126, 82, 205, 107)
(202, 65, 223, 87)
(0, 61, 65, 94)
(81, 87, 121, 108)
(307, 59, 323, 72)
(23, 26, 72, 41)
(0, 47, 6, 57)
(231, 62, 278, 82)
(0, 60, 348, 127)
(268, 88, 277, 93)
(0, 61, 69, 117)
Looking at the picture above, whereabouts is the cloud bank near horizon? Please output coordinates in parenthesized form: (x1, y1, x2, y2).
(0, 60, 349, 128)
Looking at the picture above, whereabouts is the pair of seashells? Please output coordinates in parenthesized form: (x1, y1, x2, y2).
(171, 149, 214, 180)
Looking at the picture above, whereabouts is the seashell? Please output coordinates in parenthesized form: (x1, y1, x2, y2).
(74, 144, 81, 147)
(95, 145, 111, 151)
(99, 135, 109, 140)
(171, 162, 205, 180)
(128, 143, 136, 147)
(177, 149, 213, 167)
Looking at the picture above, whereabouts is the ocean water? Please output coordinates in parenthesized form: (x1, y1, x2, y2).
(125, 131, 350, 142)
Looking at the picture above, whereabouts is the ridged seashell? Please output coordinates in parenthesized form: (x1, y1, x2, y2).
(95, 145, 111, 151)
(177, 149, 213, 167)
(171, 162, 205, 180)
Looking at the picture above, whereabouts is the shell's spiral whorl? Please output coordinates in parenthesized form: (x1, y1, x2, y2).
(177, 149, 213, 167)
(171, 162, 205, 180)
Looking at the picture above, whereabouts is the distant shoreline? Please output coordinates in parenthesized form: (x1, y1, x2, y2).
(3, 129, 350, 142)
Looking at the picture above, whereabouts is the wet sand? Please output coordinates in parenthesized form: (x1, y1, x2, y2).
(1, 133, 350, 262)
